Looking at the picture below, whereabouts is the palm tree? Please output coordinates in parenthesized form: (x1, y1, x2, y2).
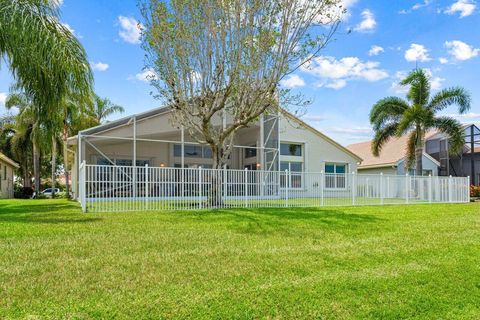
(89, 95, 125, 124)
(5, 92, 48, 193)
(0, 0, 93, 111)
(370, 69, 471, 175)
(0, 114, 34, 188)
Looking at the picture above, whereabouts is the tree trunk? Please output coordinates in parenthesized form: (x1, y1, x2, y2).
(33, 143, 40, 195)
(415, 147, 423, 176)
(208, 146, 224, 207)
(23, 159, 31, 188)
(51, 135, 57, 198)
(63, 125, 70, 197)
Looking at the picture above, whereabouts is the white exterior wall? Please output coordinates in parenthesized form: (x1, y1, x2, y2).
(358, 166, 397, 175)
(278, 116, 359, 173)
(0, 160, 16, 199)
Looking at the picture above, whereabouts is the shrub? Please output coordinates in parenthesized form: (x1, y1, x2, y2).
(14, 187, 34, 199)
(470, 185, 480, 198)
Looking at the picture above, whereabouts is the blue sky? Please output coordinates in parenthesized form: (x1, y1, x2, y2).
(1, 0, 479, 145)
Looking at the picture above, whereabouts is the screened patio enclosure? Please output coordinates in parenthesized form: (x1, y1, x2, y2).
(68, 107, 280, 199)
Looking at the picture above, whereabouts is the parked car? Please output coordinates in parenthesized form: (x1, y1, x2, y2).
(33, 188, 61, 198)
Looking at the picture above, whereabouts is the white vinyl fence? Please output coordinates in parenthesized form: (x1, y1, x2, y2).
(78, 162, 470, 212)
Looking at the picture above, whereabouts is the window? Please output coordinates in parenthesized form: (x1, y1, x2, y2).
(280, 161, 303, 188)
(245, 145, 257, 159)
(3, 165, 5, 180)
(174, 144, 213, 159)
(280, 143, 302, 156)
(325, 163, 346, 189)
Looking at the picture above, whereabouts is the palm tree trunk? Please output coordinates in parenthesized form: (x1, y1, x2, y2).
(33, 143, 40, 194)
(415, 147, 423, 176)
(51, 135, 57, 198)
(63, 140, 69, 197)
(23, 159, 31, 188)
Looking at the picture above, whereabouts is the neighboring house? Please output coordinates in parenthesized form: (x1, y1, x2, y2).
(68, 107, 362, 198)
(347, 133, 440, 176)
(0, 152, 19, 199)
(426, 124, 480, 185)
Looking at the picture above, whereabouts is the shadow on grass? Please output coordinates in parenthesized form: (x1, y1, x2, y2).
(184, 207, 382, 236)
(0, 201, 101, 224)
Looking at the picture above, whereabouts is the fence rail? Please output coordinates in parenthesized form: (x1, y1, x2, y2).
(78, 163, 470, 212)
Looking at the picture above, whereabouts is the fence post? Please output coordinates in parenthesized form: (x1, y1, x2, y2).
(80, 160, 86, 212)
(352, 172, 356, 205)
(198, 166, 202, 208)
(320, 170, 324, 207)
(467, 176, 471, 203)
(428, 174, 432, 203)
(145, 164, 149, 210)
(449, 175, 453, 203)
(405, 173, 409, 204)
(244, 168, 248, 208)
(223, 165, 227, 201)
(285, 169, 289, 208)
(380, 173, 384, 205)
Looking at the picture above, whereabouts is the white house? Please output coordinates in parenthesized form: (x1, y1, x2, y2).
(68, 107, 362, 198)
(0, 152, 19, 199)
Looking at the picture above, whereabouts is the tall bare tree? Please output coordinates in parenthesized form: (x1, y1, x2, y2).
(141, 0, 344, 169)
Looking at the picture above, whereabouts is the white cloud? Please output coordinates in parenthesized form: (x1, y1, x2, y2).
(404, 43, 431, 62)
(0, 92, 6, 107)
(446, 112, 480, 120)
(302, 56, 388, 89)
(390, 71, 410, 94)
(339, 0, 359, 20)
(354, 9, 376, 32)
(445, 0, 476, 18)
(118, 16, 143, 44)
(129, 69, 157, 82)
(325, 79, 348, 90)
(280, 75, 305, 88)
(439, 57, 449, 64)
(400, 0, 432, 13)
(425, 70, 445, 90)
(368, 45, 384, 56)
(444, 40, 479, 61)
(90, 61, 109, 72)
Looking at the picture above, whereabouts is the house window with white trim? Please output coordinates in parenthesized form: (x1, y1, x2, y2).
(280, 143, 302, 156)
(325, 163, 346, 189)
(280, 161, 303, 188)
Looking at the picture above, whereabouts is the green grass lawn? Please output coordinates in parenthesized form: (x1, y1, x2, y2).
(1, 200, 479, 319)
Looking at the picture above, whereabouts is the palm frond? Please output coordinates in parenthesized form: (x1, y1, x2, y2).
(371, 123, 398, 157)
(369, 96, 409, 131)
(432, 116, 465, 154)
(400, 69, 430, 106)
(428, 87, 471, 114)
(0, 0, 93, 110)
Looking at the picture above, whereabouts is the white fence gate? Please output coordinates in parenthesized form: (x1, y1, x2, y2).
(78, 162, 470, 212)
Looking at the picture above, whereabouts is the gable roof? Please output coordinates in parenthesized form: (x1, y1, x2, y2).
(0, 152, 20, 169)
(347, 131, 438, 169)
(280, 110, 363, 162)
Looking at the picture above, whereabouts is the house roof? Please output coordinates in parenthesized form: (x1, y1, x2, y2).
(280, 110, 363, 162)
(0, 152, 20, 169)
(73, 105, 362, 161)
(347, 131, 438, 169)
